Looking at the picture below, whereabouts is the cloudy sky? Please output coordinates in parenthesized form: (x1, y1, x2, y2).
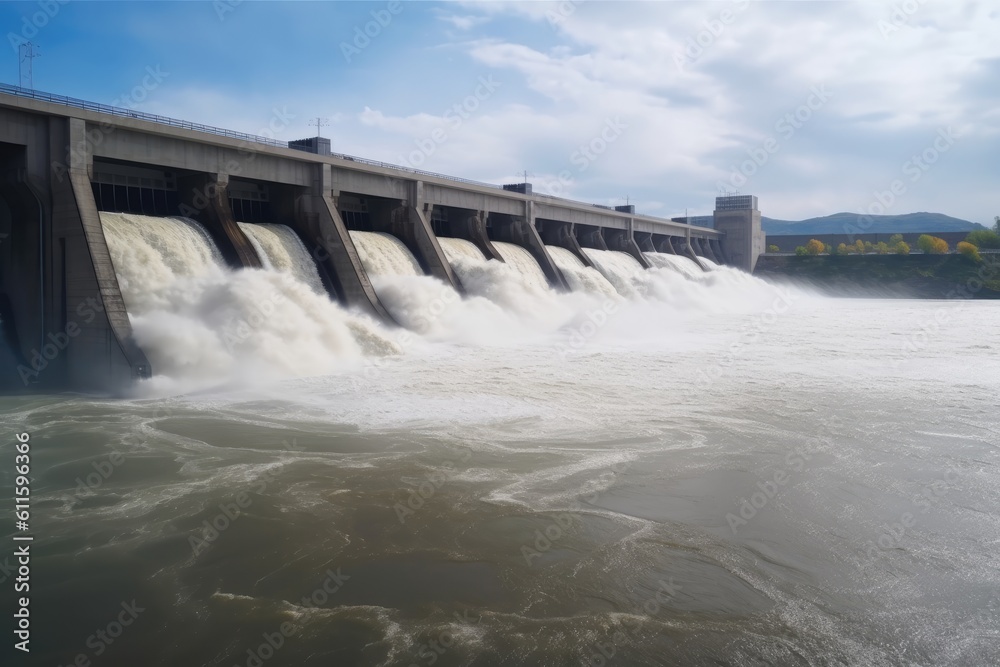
(3, 1, 998, 223)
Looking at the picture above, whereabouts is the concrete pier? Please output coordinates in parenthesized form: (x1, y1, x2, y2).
(537, 220, 595, 268)
(576, 224, 609, 251)
(604, 226, 652, 269)
(367, 187, 461, 291)
(177, 173, 263, 269)
(432, 206, 503, 262)
(488, 203, 569, 290)
(653, 235, 677, 255)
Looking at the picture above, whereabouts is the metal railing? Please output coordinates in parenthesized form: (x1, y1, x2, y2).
(322, 150, 502, 190)
(0, 82, 290, 148)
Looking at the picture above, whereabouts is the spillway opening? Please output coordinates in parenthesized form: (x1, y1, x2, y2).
(99, 212, 399, 390)
(238, 222, 327, 295)
(582, 249, 645, 298)
(228, 180, 272, 224)
(644, 251, 705, 280)
(545, 245, 619, 298)
(338, 194, 373, 231)
(92, 161, 179, 216)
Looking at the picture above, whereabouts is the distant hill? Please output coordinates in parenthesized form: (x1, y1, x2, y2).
(763, 212, 987, 235)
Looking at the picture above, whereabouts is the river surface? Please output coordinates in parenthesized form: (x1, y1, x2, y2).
(4, 294, 998, 667)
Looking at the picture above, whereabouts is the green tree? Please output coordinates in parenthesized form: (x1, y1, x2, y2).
(794, 245, 808, 256)
(875, 241, 889, 255)
(965, 230, 1000, 249)
(895, 241, 910, 254)
(767, 244, 780, 253)
(889, 234, 904, 246)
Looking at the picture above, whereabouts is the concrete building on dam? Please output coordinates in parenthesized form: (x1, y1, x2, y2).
(0, 85, 761, 391)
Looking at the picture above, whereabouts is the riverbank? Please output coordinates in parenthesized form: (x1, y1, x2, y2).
(754, 253, 1000, 298)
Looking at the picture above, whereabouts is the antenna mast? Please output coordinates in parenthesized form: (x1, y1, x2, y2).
(311, 117, 330, 137)
(19, 42, 39, 89)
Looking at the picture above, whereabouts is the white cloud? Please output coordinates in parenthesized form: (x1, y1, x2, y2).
(435, 11, 492, 31)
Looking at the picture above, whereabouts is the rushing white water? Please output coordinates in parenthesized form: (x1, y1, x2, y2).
(545, 245, 620, 298)
(101, 213, 398, 392)
(349, 230, 423, 276)
(31, 218, 1000, 667)
(437, 237, 486, 264)
(352, 232, 596, 341)
(238, 222, 326, 295)
(582, 249, 647, 298)
(100, 216, 802, 390)
(350, 230, 516, 340)
(699, 256, 721, 270)
(645, 251, 705, 280)
(13, 293, 1000, 666)
(492, 242, 551, 291)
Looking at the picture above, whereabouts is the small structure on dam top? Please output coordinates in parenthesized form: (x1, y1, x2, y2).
(0, 83, 759, 391)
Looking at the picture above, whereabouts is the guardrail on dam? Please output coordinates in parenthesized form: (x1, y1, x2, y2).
(0, 84, 749, 391)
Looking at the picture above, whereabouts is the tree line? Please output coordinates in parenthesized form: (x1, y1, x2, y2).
(778, 217, 1000, 261)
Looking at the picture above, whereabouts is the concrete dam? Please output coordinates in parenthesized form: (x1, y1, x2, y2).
(0, 85, 762, 391)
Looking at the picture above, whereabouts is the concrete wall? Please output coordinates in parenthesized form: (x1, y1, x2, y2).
(715, 208, 762, 272)
(0, 115, 152, 391)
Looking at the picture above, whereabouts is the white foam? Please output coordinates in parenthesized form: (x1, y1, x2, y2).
(239, 222, 326, 295)
(492, 242, 551, 292)
(546, 246, 620, 298)
(101, 212, 398, 393)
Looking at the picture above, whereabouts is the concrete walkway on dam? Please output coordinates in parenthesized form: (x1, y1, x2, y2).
(0, 84, 747, 391)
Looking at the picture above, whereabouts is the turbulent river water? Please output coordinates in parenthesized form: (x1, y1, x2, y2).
(3, 214, 998, 667)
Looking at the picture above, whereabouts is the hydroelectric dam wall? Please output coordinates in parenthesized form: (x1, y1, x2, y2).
(0, 85, 744, 391)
